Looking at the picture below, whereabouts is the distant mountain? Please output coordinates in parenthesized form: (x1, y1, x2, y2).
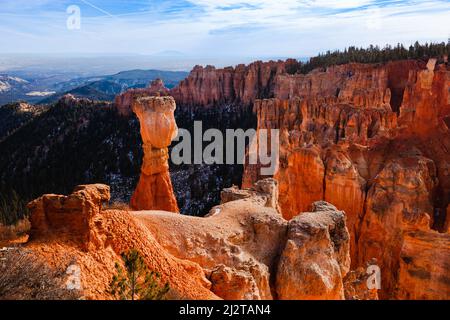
(0, 75, 47, 106)
(0, 69, 189, 106)
(0, 75, 28, 93)
(38, 81, 120, 104)
(0, 73, 77, 106)
(38, 69, 189, 104)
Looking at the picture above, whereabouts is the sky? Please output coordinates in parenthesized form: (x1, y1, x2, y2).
(0, 0, 449, 59)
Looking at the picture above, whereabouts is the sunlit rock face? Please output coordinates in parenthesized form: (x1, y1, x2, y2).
(275, 201, 351, 300)
(357, 156, 438, 298)
(27, 184, 111, 251)
(237, 59, 450, 299)
(130, 96, 179, 212)
(114, 78, 170, 116)
(25, 184, 215, 300)
(170, 60, 290, 109)
(134, 180, 351, 300)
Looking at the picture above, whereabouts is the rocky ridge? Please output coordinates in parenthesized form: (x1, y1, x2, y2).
(23, 179, 359, 300)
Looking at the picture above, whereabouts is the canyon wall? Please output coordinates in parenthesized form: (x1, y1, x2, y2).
(168, 58, 449, 299)
(241, 59, 450, 299)
(109, 58, 449, 299)
(170, 60, 301, 109)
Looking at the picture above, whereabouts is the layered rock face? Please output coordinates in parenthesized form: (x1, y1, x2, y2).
(275, 201, 350, 300)
(130, 96, 179, 212)
(22, 181, 352, 300)
(237, 59, 450, 299)
(134, 179, 352, 300)
(171, 60, 293, 109)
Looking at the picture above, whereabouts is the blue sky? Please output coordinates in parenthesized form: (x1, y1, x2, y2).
(0, 0, 449, 58)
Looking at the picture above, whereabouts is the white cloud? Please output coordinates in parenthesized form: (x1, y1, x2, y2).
(0, 0, 448, 58)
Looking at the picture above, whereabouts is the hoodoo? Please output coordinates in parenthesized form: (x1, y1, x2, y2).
(130, 96, 179, 212)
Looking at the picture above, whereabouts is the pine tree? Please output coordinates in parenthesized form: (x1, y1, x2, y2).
(109, 249, 170, 300)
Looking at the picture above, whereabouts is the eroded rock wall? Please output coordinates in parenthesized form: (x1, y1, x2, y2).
(241, 59, 450, 299)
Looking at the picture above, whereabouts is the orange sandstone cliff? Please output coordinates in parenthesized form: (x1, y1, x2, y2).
(165, 58, 449, 299)
(240, 59, 450, 299)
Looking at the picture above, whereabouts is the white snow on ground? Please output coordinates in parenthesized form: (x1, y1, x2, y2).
(25, 91, 56, 97)
(0, 76, 29, 92)
(0, 81, 11, 92)
(7, 76, 28, 84)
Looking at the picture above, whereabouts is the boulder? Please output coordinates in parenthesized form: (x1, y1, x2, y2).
(275, 201, 350, 300)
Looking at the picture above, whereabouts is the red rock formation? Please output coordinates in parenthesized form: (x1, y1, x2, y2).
(357, 156, 438, 298)
(22, 179, 354, 300)
(171, 60, 288, 109)
(109, 57, 450, 299)
(275, 201, 350, 300)
(397, 228, 450, 299)
(27, 184, 110, 251)
(344, 261, 379, 300)
(135, 179, 287, 300)
(398, 59, 448, 133)
(243, 92, 396, 229)
(135, 180, 352, 300)
(276, 146, 325, 219)
(26, 184, 215, 300)
(115, 79, 170, 116)
(323, 147, 366, 258)
(237, 59, 449, 299)
(130, 96, 179, 212)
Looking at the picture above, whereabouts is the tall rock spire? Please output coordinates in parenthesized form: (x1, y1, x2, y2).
(130, 96, 179, 212)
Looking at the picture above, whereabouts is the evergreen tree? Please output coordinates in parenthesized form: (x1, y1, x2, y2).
(295, 41, 449, 74)
(109, 249, 170, 300)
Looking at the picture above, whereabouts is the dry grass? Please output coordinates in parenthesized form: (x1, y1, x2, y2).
(104, 201, 131, 211)
(0, 218, 31, 241)
(0, 248, 82, 300)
